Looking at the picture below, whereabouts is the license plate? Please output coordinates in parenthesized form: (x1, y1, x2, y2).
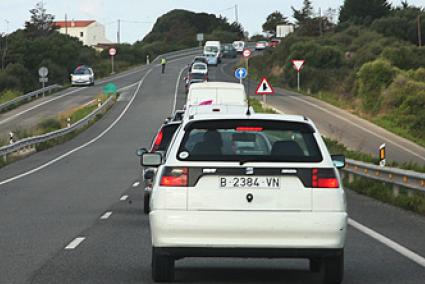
(219, 176, 280, 189)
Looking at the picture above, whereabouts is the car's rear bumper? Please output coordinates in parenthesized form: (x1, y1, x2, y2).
(154, 246, 343, 260)
(71, 81, 92, 86)
(150, 210, 347, 249)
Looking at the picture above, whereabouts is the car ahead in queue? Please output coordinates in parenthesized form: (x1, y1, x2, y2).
(141, 114, 347, 283)
(204, 53, 219, 66)
(232, 40, 245, 53)
(255, 41, 268, 50)
(190, 62, 208, 75)
(186, 82, 247, 107)
(184, 72, 208, 94)
(222, 43, 237, 58)
(70, 65, 94, 86)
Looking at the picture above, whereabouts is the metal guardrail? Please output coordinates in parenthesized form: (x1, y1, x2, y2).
(151, 47, 202, 64)
(0, 96, 114, 158)
(0, 84, 62, 113)
(342, 159, 425, 195)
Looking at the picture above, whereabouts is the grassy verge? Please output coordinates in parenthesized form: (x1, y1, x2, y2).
(0, 90, 22, 104)
(0, 93, 114, 167)
(343, 175, 425, 216)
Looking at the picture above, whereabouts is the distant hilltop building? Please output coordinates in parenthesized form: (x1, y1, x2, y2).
(53, 20, 113, 50)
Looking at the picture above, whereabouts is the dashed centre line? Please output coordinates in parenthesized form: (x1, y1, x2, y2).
(132, 181, 140, 187)
(120, 195, 128, 201)
(100, 211, 112, 220)
(64, 237, 86, 250)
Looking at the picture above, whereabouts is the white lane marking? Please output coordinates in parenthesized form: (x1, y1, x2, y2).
(287, 95, 425, 161)
(0, 53, 196, 186)
(171, 66, 188, 114)
(0, 68, 152, 187)
(349, 218, 425, 268)
(100, 211, 112, 219)
(132, 181, 140, 187)
(64, 237, 86, 250)
(0, 88, 83, 125)
(120, 195, 128, 201)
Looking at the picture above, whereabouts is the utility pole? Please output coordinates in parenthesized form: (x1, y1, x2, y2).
(2, 19, 9, 71)
(235, 4, 239, 23)
(65, 13, 68, 35)
(418, 15, 422, 47)
(318, 8, 323, 36)
(117, 19, 121, 44)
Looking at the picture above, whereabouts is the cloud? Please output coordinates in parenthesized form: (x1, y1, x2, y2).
(78, 0, 105, 19)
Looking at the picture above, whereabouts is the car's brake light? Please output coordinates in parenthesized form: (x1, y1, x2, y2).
(312, 168, 339, 188)
(236, 127, 263, 132)
(160, 168, 188, 187)
(151, 130, 163, 152)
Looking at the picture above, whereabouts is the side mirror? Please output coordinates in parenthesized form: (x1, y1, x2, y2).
(136, 148, 148, 157)
(331, 155, 346, 169)
(141, 152, 163, 167)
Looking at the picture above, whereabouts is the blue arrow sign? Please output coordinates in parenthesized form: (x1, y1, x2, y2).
(234, 68, 247, 79)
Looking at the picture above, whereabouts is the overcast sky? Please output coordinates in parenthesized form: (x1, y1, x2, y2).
(0, 0, 423, 43)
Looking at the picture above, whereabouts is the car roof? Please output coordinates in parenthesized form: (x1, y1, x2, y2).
(189, 82, 244, 91)
(192, 62, 207, 67)
(186, 113, 313, 125)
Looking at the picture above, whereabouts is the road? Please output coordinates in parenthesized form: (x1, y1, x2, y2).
(0, 52, 424, 284)
(218, 58, 425, 166)
(0, 49, 198, 140)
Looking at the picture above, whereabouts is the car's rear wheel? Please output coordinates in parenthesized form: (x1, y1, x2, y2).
(152, 248, 174, 282)
(143, 191, 150, 215)
(322, 250, 344, 284)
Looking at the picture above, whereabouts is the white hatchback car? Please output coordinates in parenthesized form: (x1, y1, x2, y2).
(71, 65, 94, 86)
(142, 113, 347, 284)
(190, 62, 208, 75)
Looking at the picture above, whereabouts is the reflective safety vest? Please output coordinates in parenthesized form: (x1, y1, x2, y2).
(161, 58, 167, 65)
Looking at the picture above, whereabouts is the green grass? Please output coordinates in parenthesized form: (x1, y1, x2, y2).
(0, 90, 22, 104)
(373, 116, 425, 148)
(249, 98, 278, 114)
(70, 105, 97, 123)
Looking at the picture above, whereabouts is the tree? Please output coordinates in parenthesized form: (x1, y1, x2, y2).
(292, 0, 314, 26)
(262, 11, 289, 34)
(339, 0, 391, 24)
(25, 1, 57, 37)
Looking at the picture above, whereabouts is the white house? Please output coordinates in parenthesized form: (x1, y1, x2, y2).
(54, 20, 112, 48)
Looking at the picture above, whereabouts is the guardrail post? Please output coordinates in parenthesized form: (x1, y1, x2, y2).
(392, 184, 400, 197)
(348, 173, 354, 183)
(9, 131, 14, 144)
(3, 154, 6, 163)
(97, 98, 102, 108)
(67, 117, 71, 128)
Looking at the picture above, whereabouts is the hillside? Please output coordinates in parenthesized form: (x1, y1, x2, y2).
(250, 1, 425, 146)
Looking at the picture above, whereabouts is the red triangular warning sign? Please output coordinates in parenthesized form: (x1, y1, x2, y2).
(255, 77, 275, 95)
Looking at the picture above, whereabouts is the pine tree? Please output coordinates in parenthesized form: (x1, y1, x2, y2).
(339, 0, 391, 24)
(262, 11, 289, 33)
(25, 1, 57, 37)
(292, 0, 314, 25)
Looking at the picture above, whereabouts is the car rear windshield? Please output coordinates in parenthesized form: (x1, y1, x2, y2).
(178, 119, 323, 162)
(74, 67, 91, 75)
(190, 73, 205, 79)
(151, 123, 180, 152)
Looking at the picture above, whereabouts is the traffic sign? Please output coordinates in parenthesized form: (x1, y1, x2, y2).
(255, 77, 274, 95)
(196, 33, 204, 42)
(38, 66, 48, 78)
(291, 59, 305, 72)
(103, 83, 117, 96)
(243, 49, 251, 58)
(234, 67, 247, 80)
(109, 48, 117, 56)
(39, 77, 48, 83)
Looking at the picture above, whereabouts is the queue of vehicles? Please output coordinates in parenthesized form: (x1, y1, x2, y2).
(136, 45, 347, 283)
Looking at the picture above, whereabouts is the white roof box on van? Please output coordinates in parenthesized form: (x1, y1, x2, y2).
(187, 82, 248, 107)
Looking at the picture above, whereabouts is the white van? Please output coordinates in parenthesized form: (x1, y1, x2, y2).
(203, 41, 222, 63)
(186, 82, 247, 108)
(232, 41, 245, 53)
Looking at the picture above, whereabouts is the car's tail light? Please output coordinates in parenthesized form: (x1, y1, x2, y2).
(312, 168, 339, 188)
(151, 130, 163, 152)
(160, 167, 188, 187)
(236, 127, 263, 132)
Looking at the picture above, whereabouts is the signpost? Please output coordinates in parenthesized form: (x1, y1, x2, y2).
(255, 77, 275, 103)
(196, 33, 204, 46)
(38, 66, 48, 96)
(379, 143, 386, 167)
(242, 48, 252, 95)
(109, 47, 117, 74)
(291, 59, 305, 92)
(234, 67, 247, 84)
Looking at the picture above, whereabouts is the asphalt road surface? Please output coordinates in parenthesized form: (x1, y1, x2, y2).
(0, 52, 424, 284)
(0, 49, 198, 140)
(218, 58, 425, 166)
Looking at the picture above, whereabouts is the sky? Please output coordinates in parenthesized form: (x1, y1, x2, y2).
(0, 0, 423, 43)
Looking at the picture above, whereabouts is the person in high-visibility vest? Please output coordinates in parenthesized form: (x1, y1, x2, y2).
(161, 58, 167, 74)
